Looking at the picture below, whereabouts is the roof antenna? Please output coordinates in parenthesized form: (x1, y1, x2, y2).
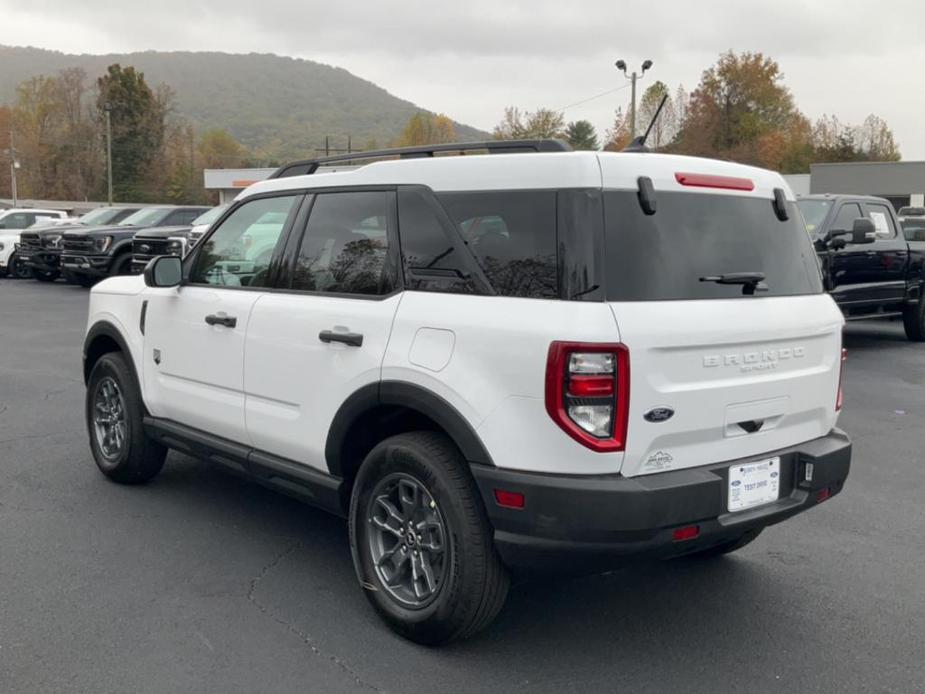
(623, 94, 668, 153)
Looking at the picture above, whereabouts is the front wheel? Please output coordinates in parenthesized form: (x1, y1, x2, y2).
(85, 352, 167, 484)
(349, 432, 509, 645)
(903, 300, 925, 342)
(9, 253, 32, 279)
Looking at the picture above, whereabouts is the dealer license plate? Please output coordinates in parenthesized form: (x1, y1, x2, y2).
(728, 457, 780, 512)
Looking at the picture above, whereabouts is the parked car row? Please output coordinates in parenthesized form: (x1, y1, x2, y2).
(2, 204, 217, 286)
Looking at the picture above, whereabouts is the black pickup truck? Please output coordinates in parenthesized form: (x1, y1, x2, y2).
(19, 206, 141, 281)
(60, 206, 208, 287)
(798, 194, 925, 340)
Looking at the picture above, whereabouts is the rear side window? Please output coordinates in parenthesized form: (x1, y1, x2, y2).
(603, 191, 823, 301)
(291, 191, 397, 296)
(437, 191, 558, 299)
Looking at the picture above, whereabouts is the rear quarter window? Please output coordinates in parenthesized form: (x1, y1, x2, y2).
(603, 190, 823, 301)
(437, 191, 558, 299)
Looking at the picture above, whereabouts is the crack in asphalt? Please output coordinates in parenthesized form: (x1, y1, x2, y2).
(246, 540, 386, 694)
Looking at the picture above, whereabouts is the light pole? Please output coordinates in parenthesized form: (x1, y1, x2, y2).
(8, 128, 18, 206)
(615, 59, 653, 138)
(104, 102, 113, 205)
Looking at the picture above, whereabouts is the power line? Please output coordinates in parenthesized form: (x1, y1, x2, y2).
(555, 84, 631, 114)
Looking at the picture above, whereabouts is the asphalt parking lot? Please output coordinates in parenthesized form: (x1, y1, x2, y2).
(1, 277, 923, 694)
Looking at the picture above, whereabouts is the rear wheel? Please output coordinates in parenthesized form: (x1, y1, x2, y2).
(75, 274, 98, 288)
(32, 268, 60, 282)
(85, 352, 167, 484)
(682, 528, 763, 559)
(903, 300, 925, 342)
(349, 432, 509, 645)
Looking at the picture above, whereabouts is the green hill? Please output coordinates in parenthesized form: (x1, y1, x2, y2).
(0, 45, 488, 159)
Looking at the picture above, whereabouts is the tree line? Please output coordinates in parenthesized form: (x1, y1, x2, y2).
(1, 50, 903, 203)
(1, 64, 254, 204)
(491, 51, 901, 172)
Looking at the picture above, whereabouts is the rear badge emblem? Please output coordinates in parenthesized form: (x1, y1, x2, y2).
(644, 407, 675, 423)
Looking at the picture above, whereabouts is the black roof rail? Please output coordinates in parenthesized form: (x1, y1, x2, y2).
(268, 139, 572, 179)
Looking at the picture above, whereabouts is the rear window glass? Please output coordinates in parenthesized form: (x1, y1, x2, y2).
(603, 191, 823, 301)
(437, 191, 558, 299)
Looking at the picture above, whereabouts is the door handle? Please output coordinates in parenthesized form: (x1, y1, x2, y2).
(319, 329, 363, 347)
(205, 313, 237, 328)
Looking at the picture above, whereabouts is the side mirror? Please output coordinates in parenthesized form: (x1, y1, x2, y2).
(850, 218, 876, 244)
(144, 255, 182, 288)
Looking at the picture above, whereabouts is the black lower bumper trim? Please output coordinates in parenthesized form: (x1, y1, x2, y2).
(471, 429, 851, 571)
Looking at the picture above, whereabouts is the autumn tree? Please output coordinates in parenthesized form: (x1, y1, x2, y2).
(675, 51, 800, 165)
(97, 64, 168, 201)
(637, 81, 677, 149)
(565, 120, 599, 150)
(0, 106, 12, 198)
(493, 107, 566, 140)
(10, 68, 103, 200)
(394, 112, 457, 147)
(602, 108, 632, 151)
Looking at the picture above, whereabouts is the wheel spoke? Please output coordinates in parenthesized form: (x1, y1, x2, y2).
(398, 479, 419, 521)
(374, 495, 404, 526)
(370, 515, 402, 539)
(411, 551, 437, 599)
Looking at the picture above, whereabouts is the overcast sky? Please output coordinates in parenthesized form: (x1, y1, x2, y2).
(3, 0, 925, 158)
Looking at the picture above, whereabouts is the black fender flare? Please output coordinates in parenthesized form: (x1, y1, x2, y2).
(324, 380, 495, 477)
(83, 320, 140, 388)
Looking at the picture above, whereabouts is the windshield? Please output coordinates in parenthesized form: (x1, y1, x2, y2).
(192, 204, 228, 227)
(604, 191, 823, 301)
(898, 206, 925, 217)
(796, 200, 832, 235)
(79, 207, 125, 226)
(118, 208, 169, 227)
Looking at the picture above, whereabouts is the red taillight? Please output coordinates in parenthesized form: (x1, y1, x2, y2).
(672, 525, 700, 542)
(836, 348, 847, 411)
(545, 342, 629, 453)
(816, 487, 831, 503)
(494, 489, 525, 510)
(675, 172, 755, 191)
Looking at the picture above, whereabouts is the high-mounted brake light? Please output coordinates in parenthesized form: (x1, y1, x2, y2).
(545, 342, 630, 452)
(675, 172, 755, 191)
(836, 348, 848, 411)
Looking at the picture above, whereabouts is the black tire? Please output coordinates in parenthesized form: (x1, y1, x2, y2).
(85, 352, 167, 484)
(75, 274, 98, 288)
(903, 300, 925, 342)
(9, 253, 32, 279)
(682, 528, 763, 560)
(32, 268, 60, 282)
(349, 432, 509, 645)
(110, 253, 132, 276)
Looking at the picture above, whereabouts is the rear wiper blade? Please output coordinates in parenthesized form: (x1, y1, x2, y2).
(699, 272, 768, 296)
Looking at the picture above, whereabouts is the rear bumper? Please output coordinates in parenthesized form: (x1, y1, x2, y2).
(471, 429, 851, 572)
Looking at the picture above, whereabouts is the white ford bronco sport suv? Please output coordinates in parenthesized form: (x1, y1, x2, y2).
(82, 140, 852, 644)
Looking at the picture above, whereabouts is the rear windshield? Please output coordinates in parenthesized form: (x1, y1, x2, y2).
(603, 191, 823, 301)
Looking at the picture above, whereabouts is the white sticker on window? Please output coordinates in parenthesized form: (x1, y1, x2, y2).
(870, 211, 891, 238)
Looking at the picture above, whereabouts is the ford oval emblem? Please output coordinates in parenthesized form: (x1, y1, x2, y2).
(644, 407, 675, 423)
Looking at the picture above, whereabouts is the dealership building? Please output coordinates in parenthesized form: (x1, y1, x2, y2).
(785, 161, 925, 210)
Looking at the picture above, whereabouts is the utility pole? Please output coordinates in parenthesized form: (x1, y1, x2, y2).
(8, 128, 18, 206)
(615, 59, 653, 138)
(104, 103, 113, 205)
